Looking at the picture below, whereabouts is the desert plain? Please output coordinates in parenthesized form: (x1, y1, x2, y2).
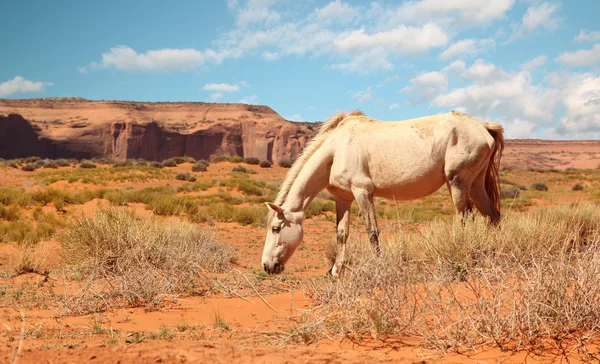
(2, 99, 600, 363)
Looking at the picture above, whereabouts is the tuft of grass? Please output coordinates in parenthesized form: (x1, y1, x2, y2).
(59, 206, 236, 307)
(213, 311, 230, 330)
(313, 204, 600, 353)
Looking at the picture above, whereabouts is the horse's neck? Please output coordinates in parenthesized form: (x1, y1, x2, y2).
(281, 150, 332, 215)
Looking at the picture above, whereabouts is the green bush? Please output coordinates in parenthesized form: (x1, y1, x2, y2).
(259, 160, 271, 168)
(278, 158, 295, 168)
(21, 164, 37, 172)
(79, 161, 97, 169)
(531, 182, 549, 191)
(149, 161, 163, 168)
(212, 156, 229, 163)
(501, 186, 521, 199)
(242, 157, 260, 165)
(192, 160, 209, 172)
(229, 156, 243, 163)
(161, 159, 177, 167)
(176, 172, 192, 181)
(232, 165, 247, 173)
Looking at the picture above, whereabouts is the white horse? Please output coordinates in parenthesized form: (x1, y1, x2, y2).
(262, 110, 504, 276)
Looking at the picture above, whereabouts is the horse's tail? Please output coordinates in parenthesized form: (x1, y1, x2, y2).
(483, 122, 504, 212)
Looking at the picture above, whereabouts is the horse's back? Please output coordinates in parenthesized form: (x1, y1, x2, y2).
(328, 111, 494, 200)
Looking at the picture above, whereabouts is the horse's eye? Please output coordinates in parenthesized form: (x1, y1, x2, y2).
(272, 226, 281, 233)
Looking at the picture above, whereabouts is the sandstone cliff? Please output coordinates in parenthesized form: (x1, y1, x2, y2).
(0, 98, 318, 163)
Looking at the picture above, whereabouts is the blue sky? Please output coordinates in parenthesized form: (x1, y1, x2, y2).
(1, 0, 600, 139)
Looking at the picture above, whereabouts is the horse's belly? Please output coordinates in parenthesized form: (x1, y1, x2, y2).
(373, 174, 446, 200)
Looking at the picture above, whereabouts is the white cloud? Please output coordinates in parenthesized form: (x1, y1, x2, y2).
(574, 29, 600, 43)
(261, 51, 280, 61)
(443, 60, 467, 73)
(285, 114, 303, 121)
(239, 80, 250, 87)
(555, 44, 600, 67)
(390, 0, 515, 26)
(0, 76, 51, 97)
(439, 38, 495, 60)
(312, 0, 357, 24)
(334, 23, 448, 55)
(389, 103, 400, 110)
(520, 55, 547, 70)
(462, 59, 501, 80)
(228, 0, 281, 27)
(353, 86, 373, 103)
(509, 2, 560, 41)
(240, 94, 259, 104)
(84, 46, 207, 72)
(555, 73, 600, 133)
(211, 92, 224, 100)
(403, 71, 448, 103)
(504, 119, 536, 138)
(384, 74, 400, 84)
(202, 83, 240, 92)
(433, 60, 561, 129)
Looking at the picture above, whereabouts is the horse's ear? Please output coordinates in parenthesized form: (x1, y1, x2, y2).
(265, 202, 284, 216)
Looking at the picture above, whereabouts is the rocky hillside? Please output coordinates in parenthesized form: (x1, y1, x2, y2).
(0, 98, 318, 163)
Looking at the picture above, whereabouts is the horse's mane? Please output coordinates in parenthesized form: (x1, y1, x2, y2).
(273, 110, 364, 208)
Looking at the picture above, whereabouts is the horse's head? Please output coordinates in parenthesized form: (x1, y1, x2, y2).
(261, 202, 304, 274)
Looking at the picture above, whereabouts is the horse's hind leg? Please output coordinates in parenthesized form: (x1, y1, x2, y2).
(446, 174, 474, 219)
(352, 187, 380, 253)
(328, 197, 352, 278)
(470, 167, 500, 225)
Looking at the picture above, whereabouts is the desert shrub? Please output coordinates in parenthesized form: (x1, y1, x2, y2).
(13, 241, 49, 275)
(310, 204, 600, 352)
(161, 158, 177, 167)
(247, 168, 257, 174)
(191, 204, 266, 226)
(500, 186, 521, 199)
(182, 156, 196, 163)
(242, 157, 260, 165)
(33, 159, 46, 168)
(188, 176, 197, 182)
(278, 158, 295, 168)
(212, 156, 229, 163)
(21, 164, 37, 172)
(24, 156, 41, 163)
(92, 158, 115, 165)
(149, 161, 163, 168)
(176, 172, 192, 181)
(79, 161, 97, 169)
(572, 183, 584, 191)
(232, 165, 247, 173)
(0, 205, 21, 221)
(0, 188, 31, 207)
(43, 159, 59, 169)
(59, 206, 235, 306)
(8, 162, 18, 168)
(112, 160, 134, 167)
(192, 160, 209, 172)
(259, 160, 271, 168)
(531, 182, 548, 191)
(229, 156, 243, 163)
(57, 159, 71, 167)
(306, 199, 335, 218)
(518, 184, 527, 190)
(134, 159, 148, 166)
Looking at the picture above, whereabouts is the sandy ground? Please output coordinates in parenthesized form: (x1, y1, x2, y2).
(2, 159, 600, 362)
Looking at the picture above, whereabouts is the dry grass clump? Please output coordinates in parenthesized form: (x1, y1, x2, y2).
(59, 206, 236, 307)
(310, 204, 600, 354)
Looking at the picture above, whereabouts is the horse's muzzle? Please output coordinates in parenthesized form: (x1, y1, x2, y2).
(263, 262, 284, 274)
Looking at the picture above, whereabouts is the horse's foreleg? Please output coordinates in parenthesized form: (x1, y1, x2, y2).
(329, 198, 352, 278)
(353, 188, 380, 254)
